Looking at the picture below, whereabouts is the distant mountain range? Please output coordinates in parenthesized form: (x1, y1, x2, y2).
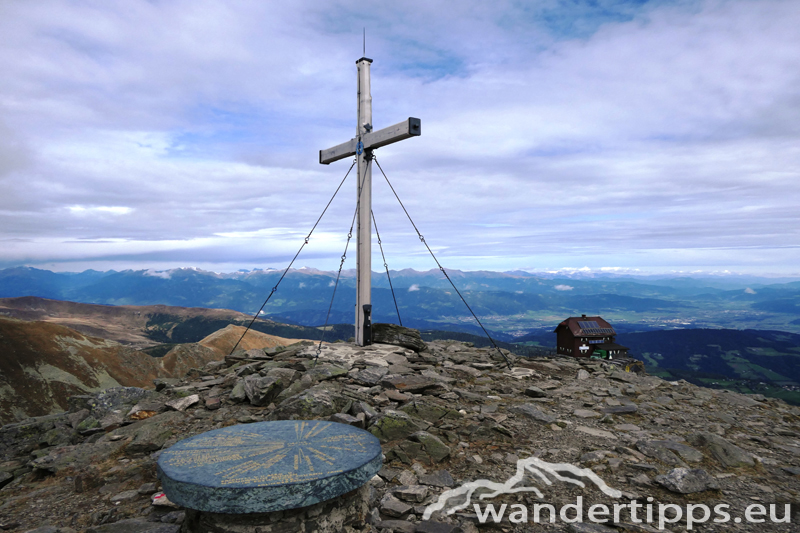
(1, 266, 799, 338)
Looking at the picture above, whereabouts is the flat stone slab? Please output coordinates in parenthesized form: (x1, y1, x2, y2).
(157, 420, 382, 514)
(298, 343, 412, 368)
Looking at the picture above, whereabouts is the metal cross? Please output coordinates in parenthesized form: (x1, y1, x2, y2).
(320, 57, 421, 346)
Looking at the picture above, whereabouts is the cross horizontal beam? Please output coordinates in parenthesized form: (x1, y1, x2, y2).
(319, 117, 421, 165)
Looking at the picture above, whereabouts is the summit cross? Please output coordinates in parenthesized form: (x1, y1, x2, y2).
(320, 57, 421, 346)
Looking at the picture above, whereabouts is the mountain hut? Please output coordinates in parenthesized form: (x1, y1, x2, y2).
(554, 315, 629, 359)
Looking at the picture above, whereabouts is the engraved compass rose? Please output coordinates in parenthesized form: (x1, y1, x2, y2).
(159, 420, 378, 487)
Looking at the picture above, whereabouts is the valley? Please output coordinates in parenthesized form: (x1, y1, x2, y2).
(2, 266, 800, 408)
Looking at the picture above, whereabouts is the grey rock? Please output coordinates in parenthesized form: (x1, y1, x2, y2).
(265, 367, 299, 385)
(109, 489, 139, 503)
(0, 471, 12, 489)
(651, 440, 704, 463)
(352, 366, 390, 386)
(381, 375, 441, 393)
(609, 372, 638, 383)
(306, 363, 349, 382)
(165, 394, 200, 412)
(386, 389, 412, 402)
(511, 404, 556, 424)
(635, 440, 684, 466)
(369, 410, 428, 442)
(380, 493, 412, 517)
(398, 469, 418, 486)
(400, 401, 458, 424)
(420, 369, 455, 383)
(448, 364, 482, 378)
(328, 413, 363, 427)
(452, 388, 484, 402)
(654, 467, 719, 494)
(392, 441, 423, 462)
(718, 391, 763, 407)
(393, 484, 428, 503)
(243, 375, 284, 406)
(127, 396, 167, 418)
(418, 469, 455, 487)
(372, 323, 427, 352)
(378, 467, 399, 482)
(600, 405, 638, 414)
(228, 379, 247, 403)
(269, 383, 347, 420)
(124, 411, 186, 455)
(688, 432, 754, 468)
(153, 378, 180, 392)
(234, 362, 262, 377)
(576, 369, 590, 380)
(138, 482, 158, 495)
(39, 426, 76, 447)
(274, 373, 314, 404)
(22, 528, 59, 533)
(524, 386, 547, 398)
(580, 450, 609, 464)
(410, 431, 451, 462)
(66, 408, 90, 429)
(98, 411, 125, 431)
(243, 348, 267, 359)
(31, 441, 125, 473)
(350, 401, 378, 424)
(79, 387, 155, 421)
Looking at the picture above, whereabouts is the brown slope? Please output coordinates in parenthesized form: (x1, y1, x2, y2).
(0, 316, 308, 424)
(198, 324, 304, 355)
(0, 317, 164, 424)
(159, 326, 302, 376)
(0, 296, 254, 347)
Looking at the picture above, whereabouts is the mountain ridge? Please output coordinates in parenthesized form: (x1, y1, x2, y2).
(3, 266, 799, 335)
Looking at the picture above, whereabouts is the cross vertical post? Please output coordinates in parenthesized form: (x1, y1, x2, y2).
(356, 57, 373, 346)
(319, 57, 421, 346)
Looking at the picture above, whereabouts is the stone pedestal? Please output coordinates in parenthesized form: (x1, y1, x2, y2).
(180, 485, 371, 533)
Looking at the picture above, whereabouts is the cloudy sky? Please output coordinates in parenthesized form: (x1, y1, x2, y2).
(1, 0, 798, 276)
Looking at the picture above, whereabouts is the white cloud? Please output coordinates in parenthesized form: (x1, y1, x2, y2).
(0, 0, 798, 275)
(554, 285, 574, 291)
(144, 269, 171, 279)
(408, 284, 420, 292)
(68, 206, 133, 216)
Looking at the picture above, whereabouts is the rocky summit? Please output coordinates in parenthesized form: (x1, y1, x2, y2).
(0, 329, 799, 532)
